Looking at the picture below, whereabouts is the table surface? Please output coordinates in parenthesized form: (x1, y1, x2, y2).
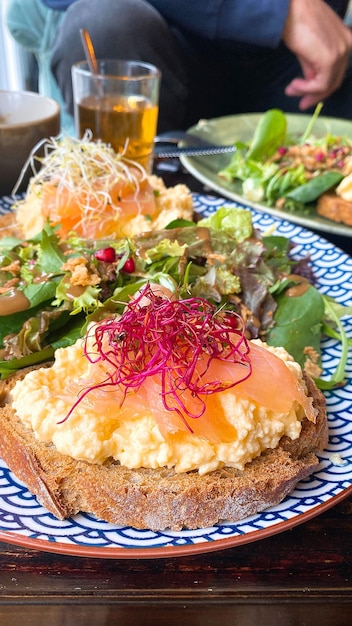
(0, 165, 351, 626)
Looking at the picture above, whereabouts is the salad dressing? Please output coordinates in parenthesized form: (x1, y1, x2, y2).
(0, 289, 30, 315)
(61, 276, 87, 301)
(285, 275, 310, 298)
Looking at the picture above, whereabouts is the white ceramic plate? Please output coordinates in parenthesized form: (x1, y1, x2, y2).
(180, 113, 352, 237)
(0, 193, 351, 559)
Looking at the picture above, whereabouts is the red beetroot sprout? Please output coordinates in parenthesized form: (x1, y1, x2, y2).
(61, 284, 252, 427)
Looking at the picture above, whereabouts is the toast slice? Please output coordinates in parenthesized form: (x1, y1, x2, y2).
(317, 191, 352, 226)
(0, 367, 328, 531)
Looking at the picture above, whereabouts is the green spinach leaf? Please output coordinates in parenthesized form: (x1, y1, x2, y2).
(246, 109, 287, 161)
(267, 285, 324, 367)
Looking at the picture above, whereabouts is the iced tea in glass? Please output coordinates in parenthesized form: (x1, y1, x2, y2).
(72, 60, 160, 172)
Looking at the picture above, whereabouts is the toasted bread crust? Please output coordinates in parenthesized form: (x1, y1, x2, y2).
(317, 191, 352, 226)
(0, 367, 328, 530)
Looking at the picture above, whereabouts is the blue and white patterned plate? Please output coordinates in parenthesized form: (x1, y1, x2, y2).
(0, 194, 17, 217)
(0, 193, 351, 559)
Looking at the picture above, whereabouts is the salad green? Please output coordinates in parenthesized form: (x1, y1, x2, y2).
(0, 207, 351, 389)
(219, 106, 352, 214)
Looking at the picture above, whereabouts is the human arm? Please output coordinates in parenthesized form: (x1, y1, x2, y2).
(283, 0, 352, 109)
(152, 0, 352, 109)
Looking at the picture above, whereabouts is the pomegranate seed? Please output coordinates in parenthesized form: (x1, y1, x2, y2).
(315, 151, 325, 162)
(95, 247, 117, 263)
(224, 312, 239, 329)
(122, 257, 135, 273)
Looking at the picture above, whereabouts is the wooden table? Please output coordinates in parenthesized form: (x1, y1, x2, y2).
(0, 166, 351, 625)
(0, 496, 351, 626)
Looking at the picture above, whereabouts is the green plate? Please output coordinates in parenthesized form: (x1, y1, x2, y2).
(180, 113, 352, 237)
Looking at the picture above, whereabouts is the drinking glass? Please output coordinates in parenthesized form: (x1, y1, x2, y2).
(72, 59, 160, 172)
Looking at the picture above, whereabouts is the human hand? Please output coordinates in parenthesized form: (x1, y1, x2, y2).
(283, 0, 352, 109)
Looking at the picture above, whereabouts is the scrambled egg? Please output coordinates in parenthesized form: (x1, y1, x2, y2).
(11, 338, 304, 475)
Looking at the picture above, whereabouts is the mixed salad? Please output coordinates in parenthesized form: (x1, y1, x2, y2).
(1, 206, 351, 390)
(219, 106, 352, 214)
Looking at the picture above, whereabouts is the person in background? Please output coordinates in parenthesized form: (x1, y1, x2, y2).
(7, 0, 352, 132)
(6, 1, 73, 132)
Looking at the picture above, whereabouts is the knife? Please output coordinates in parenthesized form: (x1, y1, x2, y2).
(154, 131, 237, 158)
(154, 144, 237, 158)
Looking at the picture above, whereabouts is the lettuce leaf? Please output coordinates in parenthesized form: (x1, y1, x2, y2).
(198, 206, 253, 242)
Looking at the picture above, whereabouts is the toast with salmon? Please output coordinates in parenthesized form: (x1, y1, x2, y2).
(0, 366, 328, 531)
